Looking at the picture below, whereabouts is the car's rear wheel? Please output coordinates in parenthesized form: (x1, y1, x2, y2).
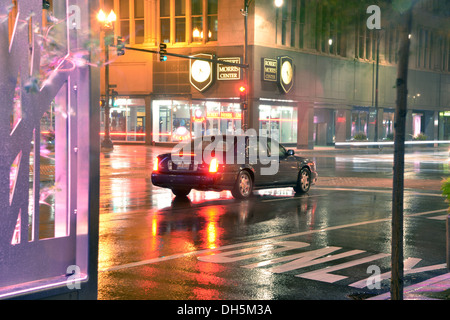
(231, 170, 253, 199)
(293, 167, 311, 194)
(172, 188, 191, 197)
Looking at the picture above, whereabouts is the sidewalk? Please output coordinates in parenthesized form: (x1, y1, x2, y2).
(295, 145, 450, 155)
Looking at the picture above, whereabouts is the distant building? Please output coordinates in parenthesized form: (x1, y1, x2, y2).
(99, 0, 450, 148)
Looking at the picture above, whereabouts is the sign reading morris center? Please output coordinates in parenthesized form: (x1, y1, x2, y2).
(217, 57, 242, 81)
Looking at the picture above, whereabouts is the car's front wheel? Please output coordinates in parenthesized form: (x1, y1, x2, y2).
(293, 167, 311, 194)
(231, 170, 253, 199)
(172, 188, 191, 197)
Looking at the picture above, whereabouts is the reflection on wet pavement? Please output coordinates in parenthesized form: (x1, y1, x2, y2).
(98, 145, 446, 299)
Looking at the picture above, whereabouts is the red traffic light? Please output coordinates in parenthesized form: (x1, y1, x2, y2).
(239, 86, 247, 102)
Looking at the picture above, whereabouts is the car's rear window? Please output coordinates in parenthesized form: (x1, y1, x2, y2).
(174, 136, 235, 153)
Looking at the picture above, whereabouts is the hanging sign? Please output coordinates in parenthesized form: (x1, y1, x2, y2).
(262, 58, 278, 82)
(217, 57, 242, 81)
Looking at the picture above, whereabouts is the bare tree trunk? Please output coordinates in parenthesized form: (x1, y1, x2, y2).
(391, 4, 414, 301)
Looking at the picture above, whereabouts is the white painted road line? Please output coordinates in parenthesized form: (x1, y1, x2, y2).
(100, 208, 447, 273)
(315, 187, 443, 197)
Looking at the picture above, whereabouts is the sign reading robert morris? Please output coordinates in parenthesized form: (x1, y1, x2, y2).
(262, 58, 277, 82)
(217, 57, 242, 81)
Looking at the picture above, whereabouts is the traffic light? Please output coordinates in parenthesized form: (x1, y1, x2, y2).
(100, 99, 105, 108)
(239, 86, 248, 110)
(117, 36, 125, 56)
(159, 43, 167, 62)
(239, 86, 247, 102)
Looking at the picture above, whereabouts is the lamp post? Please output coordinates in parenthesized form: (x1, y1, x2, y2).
(97, 9, 116, 151)
(242, 0, 283, 132)
(242, 0, 250, 132)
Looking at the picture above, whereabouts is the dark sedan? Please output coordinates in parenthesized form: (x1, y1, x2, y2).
(151, 135, 317, 199)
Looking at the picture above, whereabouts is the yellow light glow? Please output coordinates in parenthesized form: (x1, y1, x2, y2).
(193, 28, 200, 38)
(107, 10, 117, 23)
(97, 9, 106, 22)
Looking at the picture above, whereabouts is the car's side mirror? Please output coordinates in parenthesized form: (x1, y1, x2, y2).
(287, 149, 295, 156)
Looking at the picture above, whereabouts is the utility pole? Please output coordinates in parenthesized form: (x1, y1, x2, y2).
(374, 31, 380, 143)
(101, 38, 114, 151)
(391, 4, 413, 301)
(242, 0, 250, 132)
(97, 9, 116, 152)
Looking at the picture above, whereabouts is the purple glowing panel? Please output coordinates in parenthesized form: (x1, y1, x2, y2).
(0, 0, 93, 297)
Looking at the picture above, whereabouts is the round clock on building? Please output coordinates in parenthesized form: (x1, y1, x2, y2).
(281, 60, 293, 85)
(190, 53, 214, 92)
(277, 56, 294, 93)
(191, 60, 212, 83)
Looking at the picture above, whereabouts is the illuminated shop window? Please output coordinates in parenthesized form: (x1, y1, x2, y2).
(259, 105, 297, 144)
(101, 98, 146, 142)
(152, 100, 242, 143)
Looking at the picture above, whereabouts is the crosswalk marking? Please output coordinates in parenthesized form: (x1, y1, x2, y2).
(197, 241, 309, 264)
(296, 253, 390, 283)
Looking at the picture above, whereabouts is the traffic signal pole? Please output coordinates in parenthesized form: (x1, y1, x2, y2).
(123, 46, 249, 69)
(119, 46, 249, 131)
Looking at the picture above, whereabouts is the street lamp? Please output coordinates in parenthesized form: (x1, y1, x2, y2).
(97, 9, 116, 152)
(241, 0, 284, 131)
(274, 0, 283, 7)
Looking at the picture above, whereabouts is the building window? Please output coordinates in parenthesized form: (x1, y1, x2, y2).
(298, 0, 306, 49)
(207, 0, 218, 42)
(160, 0, 170, 43)
(101, 98, 146, 142)
(259, 105, 298, 145)
(152, 100, 241, 143)
(160, 0, 217, 45)
(355, 13, 377, 61)
(134, 0, 145, 44)
(191, 0, 203, 42)
(111, 0, 146, 45)
(119, 0, 130, 44)
(351, 110, 368, 138)
(382, 111, 394, 140)
(280, 0, 344, 57)
(175, 0, 186, 43)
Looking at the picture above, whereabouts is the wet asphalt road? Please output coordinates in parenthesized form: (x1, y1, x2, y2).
(97, 145, 449, 300)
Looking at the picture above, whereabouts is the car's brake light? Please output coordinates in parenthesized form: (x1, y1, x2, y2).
(153, 157, 159, 172)
(209, 158, 219, 173)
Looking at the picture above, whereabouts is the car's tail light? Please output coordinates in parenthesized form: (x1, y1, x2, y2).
(209, 158, 219, 173)
(153, 157, 159, 172)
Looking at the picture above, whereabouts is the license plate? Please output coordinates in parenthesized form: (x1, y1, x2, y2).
(176, 162, 190, 170)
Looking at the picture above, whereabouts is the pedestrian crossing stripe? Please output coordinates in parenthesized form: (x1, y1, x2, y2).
(197, 240, 446, 288)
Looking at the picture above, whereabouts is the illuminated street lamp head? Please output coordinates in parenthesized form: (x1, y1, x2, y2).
(274, 0, 283, 7)
(97, 9, 116, 29)
(107, 10, 117, 23)
(97, 9, 106, 22)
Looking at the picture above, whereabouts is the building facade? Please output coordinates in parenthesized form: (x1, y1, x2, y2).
(99, 0, 450, 148)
